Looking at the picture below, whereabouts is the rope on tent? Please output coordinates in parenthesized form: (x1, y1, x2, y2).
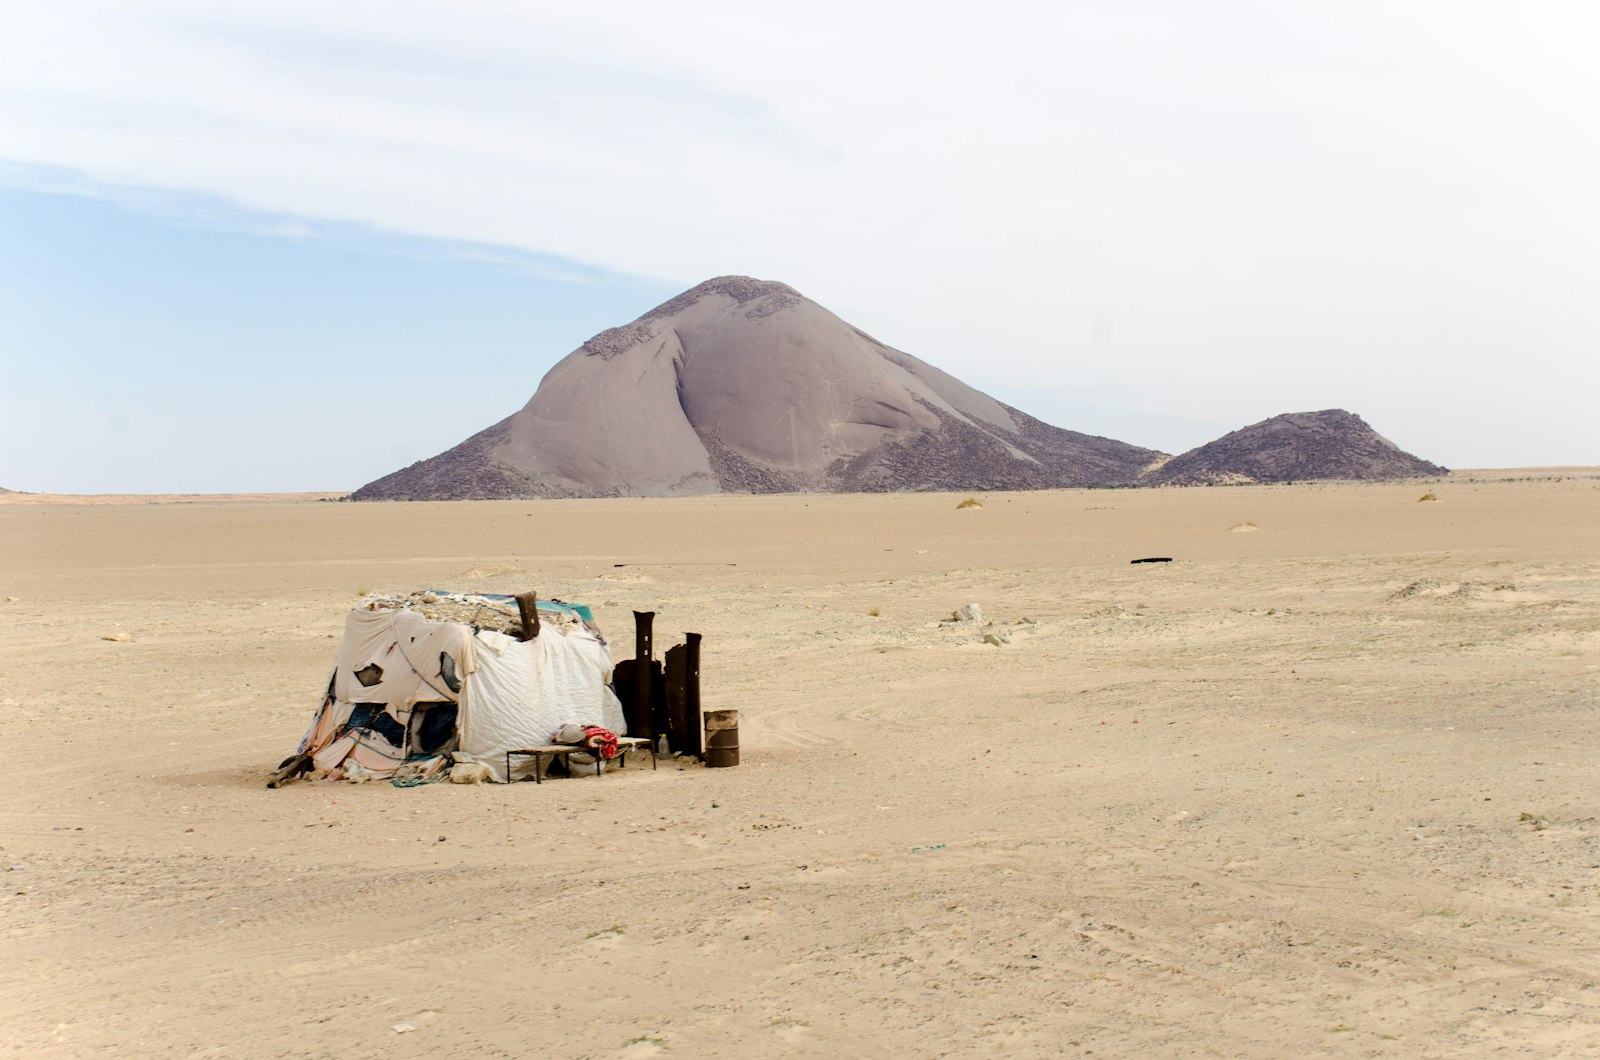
(347, 730, 409, 762)
(390, 637, 458, 703)
(391, 770, 447, 789)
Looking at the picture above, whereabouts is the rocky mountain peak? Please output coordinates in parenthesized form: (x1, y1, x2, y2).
(354, 276, 1161, 500)
(1144, 408, 1446, 485)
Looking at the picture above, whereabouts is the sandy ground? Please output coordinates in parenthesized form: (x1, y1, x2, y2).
(0, 491, 346, 506)
(2, 478, 1598, 1058)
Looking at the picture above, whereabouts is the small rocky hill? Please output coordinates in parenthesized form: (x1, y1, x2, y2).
(1144, 409, 1447, 485)
(355, 276, 1162, 499)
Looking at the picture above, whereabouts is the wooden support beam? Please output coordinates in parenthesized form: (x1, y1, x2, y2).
(515, 592, 541, 640)
(665, 632, 704, 759)
(683, 632, 702, 758)
(266, 753, 312, 789)
(633, 610, 656, 744)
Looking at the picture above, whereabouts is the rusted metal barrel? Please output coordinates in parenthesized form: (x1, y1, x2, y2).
(703, 708, 739, 768)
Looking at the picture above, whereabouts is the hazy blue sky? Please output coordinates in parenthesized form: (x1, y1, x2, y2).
(3, 1, 1597, 491)
(1, 183, 675, 491)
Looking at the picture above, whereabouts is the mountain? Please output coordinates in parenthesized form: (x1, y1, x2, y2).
(1143, 409, 1447, 485)
(354, 276, 1162, 499)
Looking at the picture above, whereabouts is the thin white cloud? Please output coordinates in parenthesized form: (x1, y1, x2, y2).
(3, 0, 1598, 463)
(0, 159, 621, 283)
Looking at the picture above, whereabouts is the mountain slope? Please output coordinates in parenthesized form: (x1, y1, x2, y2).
(354, 276, 1162, 499)
(1144, 409, 1447, 485)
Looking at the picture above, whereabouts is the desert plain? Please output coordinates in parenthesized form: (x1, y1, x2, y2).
(1, 474, 1598, 1058)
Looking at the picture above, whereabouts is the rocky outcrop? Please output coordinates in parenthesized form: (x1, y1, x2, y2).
(1143, 409, 1447, 485)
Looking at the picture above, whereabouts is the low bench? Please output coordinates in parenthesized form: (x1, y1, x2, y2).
(506, 736, 656, 784)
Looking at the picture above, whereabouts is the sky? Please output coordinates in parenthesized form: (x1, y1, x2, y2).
(2, 0, 1598, 492)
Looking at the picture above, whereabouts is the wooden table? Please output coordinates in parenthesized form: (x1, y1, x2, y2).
(506, 737, 657, 784)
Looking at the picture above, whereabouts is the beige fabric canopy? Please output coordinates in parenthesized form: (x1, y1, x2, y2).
(294, 597, 625, 783)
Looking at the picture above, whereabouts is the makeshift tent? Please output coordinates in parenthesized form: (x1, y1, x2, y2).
(281, 591, 626, 784)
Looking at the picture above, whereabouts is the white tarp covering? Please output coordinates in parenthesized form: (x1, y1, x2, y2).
(332, 607, 475, 714)
(299, 599, 624, 783)
(462, 626, 625, 782)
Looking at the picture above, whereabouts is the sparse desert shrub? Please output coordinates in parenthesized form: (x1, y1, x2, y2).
(1418, 491, 1438, 502)
(868, 607, 881, 617)
(956, 497, 983, 509)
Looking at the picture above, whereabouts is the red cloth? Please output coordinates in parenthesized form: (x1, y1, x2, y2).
(581, 725, 619, 760)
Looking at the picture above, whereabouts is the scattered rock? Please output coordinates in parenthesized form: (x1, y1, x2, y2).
(101, 632, 131, 642)
(393, 1023, 416, 1033)
(1389, 580, 1512, 603)
(950, 603, 983, 624)
(449, 762, 492, 785)
(982, 630, 1012, 646)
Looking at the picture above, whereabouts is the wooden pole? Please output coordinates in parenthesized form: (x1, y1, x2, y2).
(634, 610, 655, 744)
(683, 632, 702, 759)
(265, 753, 312, 789)
(515, 592, 541, 640)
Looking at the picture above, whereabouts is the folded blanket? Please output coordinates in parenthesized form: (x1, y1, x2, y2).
(581, 725, 619, 760)
(552, 723, 588, 745)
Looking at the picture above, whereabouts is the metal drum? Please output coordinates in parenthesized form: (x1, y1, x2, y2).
(703, 709, 740, 768)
